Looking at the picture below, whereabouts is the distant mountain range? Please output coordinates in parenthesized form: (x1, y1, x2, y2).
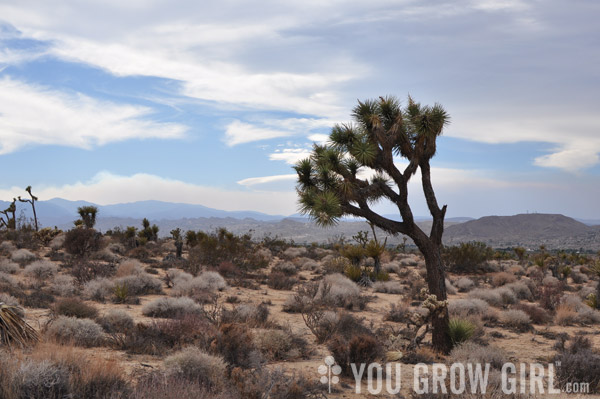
(1, 198, 598, 249)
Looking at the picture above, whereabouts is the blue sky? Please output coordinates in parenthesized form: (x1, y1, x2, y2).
(0, 0, 599, 218)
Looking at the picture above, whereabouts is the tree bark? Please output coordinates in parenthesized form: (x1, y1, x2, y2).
(419, 241, 452, 354)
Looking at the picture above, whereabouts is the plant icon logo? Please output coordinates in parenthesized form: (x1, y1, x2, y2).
(318, 356, 342, 393)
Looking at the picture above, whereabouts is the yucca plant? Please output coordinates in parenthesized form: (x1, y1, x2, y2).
(448, 318, 475, 347)
(0, 302, 39, 347)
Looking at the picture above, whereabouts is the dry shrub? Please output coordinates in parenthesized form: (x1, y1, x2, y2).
(119, 315, 217, 355)
(449, 342, 506, 370)
(68, 260, 115, 284)
(24, 260, 58, 280)
(54, 298, 98, 319)
(63, 228, 102, 257)
(0, 272, 15, 286)
(222, 303, 269, 327)
(448, 298, 489, 317)
(51, 274, 77, 297)
(322, 256, 350, 274)
(327, 333, 383, 376)
(538, 281, 565, 311)
(10, 248, 36, 265)
(273, 261, 297, 275)
(253, 328, 306, 361)
(555, 295, 600, 325)
(282, 247, 307, 259)
(142, 297, 202, 318)
(500, 309, 532, 332)
(172, 271, 227, 297)
(83, 277, 115, 302)
(114, 273, 162, 296)
(319, 273, 361, 308)
(0, 343, 129, 399)
(455, 277, 475, 292)
(267, 271, 297, 290)
(213, 323, 262, 369)
(554, 335, 600, 393)
(491, 271, 517, 287)
(514, 302, 551, 324)
(0, 259, 19, 274)
(115, 259, 145, 277)
(469, 287, 516, 307)
(373, 280, 404, 294)
(163, 347, 227, 392)
(445, 278, 457, 295)
(47, 316, 104, 347)
(385, 302, 410, 322)
(382, 260, 401, 274)
(555, 304, 578, 326)
(504, 281, 532, 300)
(131, 374, 230, 399)
(97, 309, 134, 333)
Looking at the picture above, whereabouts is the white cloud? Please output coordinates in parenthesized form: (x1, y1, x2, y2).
(237, 174, 296, 187)
(269, 149, 312, 164)
(0, 172, 299, 215)
(308, 133, 329, 144)
(224, 121, 292, 146)
(225, 118, 335, 146)
(0, 77, 186, 154)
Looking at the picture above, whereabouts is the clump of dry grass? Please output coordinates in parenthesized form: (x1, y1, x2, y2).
(0, 259, 19, 274)
(373, 281, 404, 294)
(11, 248, 36, 265)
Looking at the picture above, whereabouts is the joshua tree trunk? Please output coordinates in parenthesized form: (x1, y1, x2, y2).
(419, 242, 451, 354)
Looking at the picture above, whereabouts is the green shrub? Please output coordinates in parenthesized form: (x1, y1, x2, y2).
(444, 242, 494, 273)
(448, 318, 475, 346)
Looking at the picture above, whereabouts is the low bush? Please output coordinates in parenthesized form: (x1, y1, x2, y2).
(514, 302, 551, 324)
(83, 277, 115, 302)
(469, 287, 516, 307)
(114, 273, 162, 296)
(443, 242, 494, 273)
(282, 247, 307, 259)
(0, 259, 19, 274)
(385, 302, 410, 322)
(172, 271, 227, 297)
(68, 260, 115, 284)
(318, 273, 362, 308)
(63, 228, 102, 257)
(554, 335, 600, 393)
(254, 328, 298, 361)
(504, 281, 532, 300)
(54, 298, 98, 319)
(454, 277, 475, 292)
(448, 298, 489, 317)
(23, 290, 56, 309)
(213, 323, 262, 369)
(449, 342, 506, 370)
(491, 271, 517, 287)
(273, 261, 297, 275)
(119, 315, 217, 355)
(373, 281, 403, 294)
(24, 260, 58, 280)
(0, 271, 16, 285)
(97, 309, 134, 333)
(322, 256, 350, 274)
(47, 316, 105, 347)
(222, 303, 269, 327)
(163, 347, 227, 391)
(327, 333, 383, 376)
(11, 248, 36, 265)
(142, 297, 202, 318)
(500, 309, 532, 332)
(267, 271, 297, 290)
(51, 274, 77, 297)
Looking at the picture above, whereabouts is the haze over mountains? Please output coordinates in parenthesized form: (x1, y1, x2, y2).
(1, 198, 598, 250)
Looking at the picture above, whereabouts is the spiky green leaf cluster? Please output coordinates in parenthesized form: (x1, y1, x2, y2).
(295, 95, 449, 226)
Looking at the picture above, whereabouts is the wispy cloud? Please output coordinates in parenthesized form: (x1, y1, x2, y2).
(269, 149, 312, 164)
(0, 77, 187, 154)
(225, 118, 334, 146)
(237, 174, 296, 187)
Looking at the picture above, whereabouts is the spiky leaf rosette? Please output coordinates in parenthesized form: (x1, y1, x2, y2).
(0, 302, 39, 348)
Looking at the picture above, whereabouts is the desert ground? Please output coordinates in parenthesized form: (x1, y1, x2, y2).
(1, 226, 599, 399)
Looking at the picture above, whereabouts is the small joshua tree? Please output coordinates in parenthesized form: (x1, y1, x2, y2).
(295, 95, 452, 352)
(171, 228, 183, 258)
(0, 199, 17, 230)
(17, 186, 39, 231)
(77, 206, 98, 229)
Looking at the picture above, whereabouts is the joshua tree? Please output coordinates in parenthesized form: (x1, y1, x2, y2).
(171, 228, 183, 258)
(295, 95, 452, 353)
(0, 199, 17, 230)
(18, 186, 39, 231)
(77, 205, 98, 229)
